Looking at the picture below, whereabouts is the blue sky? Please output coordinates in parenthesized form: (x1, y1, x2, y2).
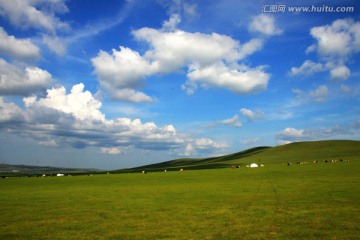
(0, 0, 359, 170)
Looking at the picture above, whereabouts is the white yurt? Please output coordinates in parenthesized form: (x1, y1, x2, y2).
(250, 163, 258, 168)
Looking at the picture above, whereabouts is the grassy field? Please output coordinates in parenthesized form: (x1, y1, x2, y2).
(1, 160, 360, 239)
(121, 140, 360, 172)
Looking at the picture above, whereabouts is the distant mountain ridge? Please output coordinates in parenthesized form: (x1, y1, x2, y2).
(0, 163, 100, 176)
(116, 140, 360, 173)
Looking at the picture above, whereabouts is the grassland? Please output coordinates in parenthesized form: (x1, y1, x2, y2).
(120, 140, 360, 172)
(1, 161, 360, 239)
(1, 140, 360, 239)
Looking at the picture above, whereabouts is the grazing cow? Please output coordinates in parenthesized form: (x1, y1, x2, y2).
(287, 162, 291, 166)
(180, 169, 184, 172)
(142, 171, 147, 174)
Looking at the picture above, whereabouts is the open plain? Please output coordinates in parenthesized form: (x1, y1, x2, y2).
(1, 146, 359, 239)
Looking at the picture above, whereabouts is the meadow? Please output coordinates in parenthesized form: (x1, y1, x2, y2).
(1, 160, 360, 239)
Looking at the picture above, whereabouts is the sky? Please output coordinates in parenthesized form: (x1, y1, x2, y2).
(0, 0, 359, 170)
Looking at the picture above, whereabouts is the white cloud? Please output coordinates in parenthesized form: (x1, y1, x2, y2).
(133, 27, 243, 70)
(0, 27, 40, 61)
(289, 60, 324, 77)
(276, 127, 305, 143)
(276, 122, 357, 144)
(42, 35, 67, 56)
(92, 46, 153, 89)
(100, 147, 125, 155)
(240, 108, 264, 122)
(185, 62, 269, 95)
(309, 85, 329, 103)
(208, 114, 242, 129)
(249, 14, 282, 36)
(293, 85, 329, 104)
(310, 19, 360, 61)
(291, 18, 360, 82)
(91, 46, 155, 102)
(184, 138, 228, 156)
(25, 83, 105, 122)
(0, 97, 23, 123)
(162, 14, 181, 31)
(160, 0, 198, 20)
(237, 38, 264, 60)
(0, 58, 52, 96)
(92, 14, 276, 100)
(278, 140, 292, 145)
(221, 114, 242, 127)
(1, 83, 226, 155)
(240, 108, 255, 121)
(0, 0, 69, 33)
(330, 65, 350, 81)
(108, 88, 154, 103)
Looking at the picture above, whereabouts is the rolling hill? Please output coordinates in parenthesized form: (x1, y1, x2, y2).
(116, 140, 360, 173)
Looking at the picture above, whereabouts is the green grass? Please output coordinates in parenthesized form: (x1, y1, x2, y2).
(119, 140, 360, 172)
(1, 160, 360, 239)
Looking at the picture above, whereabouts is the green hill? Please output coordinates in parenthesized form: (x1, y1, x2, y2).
(117, 140, 360, 172)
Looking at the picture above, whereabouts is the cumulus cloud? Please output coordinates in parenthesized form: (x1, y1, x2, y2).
(185, 63, 269, 95)
(0, 83, 226, 155)
(0, 27, 40, 61)
(249, 14, 283, 36)
(278, 127, 304, 138)
(25, 83, 105, 121)
(91, 46, 155, 102)
(240, 108, 264, 122)
(107, 88, 154, 103)
(290, 18, 360, 82)
(276, 123, 357, 144)
(330, 65, 350, 81)
(0, 58, 52, 96)
(92, 14, 276, 101)
(309, 19, 360, 61)
(309, 85, 329, 103)
(289, 60, 324, 77)
(0, 0, 69, 33)
(0, 97, 23, 123)
(184, 138, 228, 156)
